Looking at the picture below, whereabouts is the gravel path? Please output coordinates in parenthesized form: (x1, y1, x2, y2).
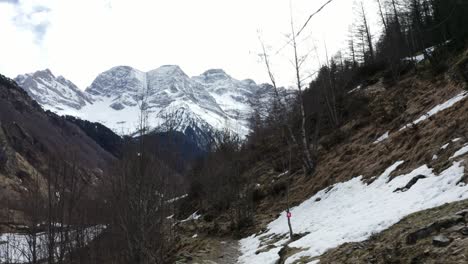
(190, 238, 239, 264)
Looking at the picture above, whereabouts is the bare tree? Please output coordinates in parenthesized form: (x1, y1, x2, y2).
(256, 0, 342, 175)
(348, 34, 358, 67)
(23, 171, 45, 264)
(323, 44, 340, 127)
(107, 90, 171, 264)
(389, 0, 403, 39)
(289, 13, 316, 174)
(359, 1, 375, 63)
(376, 0, 389, 32)
(259, 40, 316, 175)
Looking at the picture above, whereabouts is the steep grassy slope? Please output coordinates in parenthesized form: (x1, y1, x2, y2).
(249, 61, 468, 235)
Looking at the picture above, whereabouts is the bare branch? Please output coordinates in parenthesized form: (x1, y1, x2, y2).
(275, 0, 336, 55)
(296, 0, 335, 38)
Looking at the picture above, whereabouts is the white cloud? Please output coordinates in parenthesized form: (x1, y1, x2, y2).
(0, 0, 380, 89)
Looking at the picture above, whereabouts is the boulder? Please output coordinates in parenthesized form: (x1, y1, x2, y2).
(394, 175, 426, 192)
(455, 209, 468, 222)
(455, 209, 468, 217)
(432, 235, 452, 247)
(406, 215, 463, 244)
(461, 227, 468, 236)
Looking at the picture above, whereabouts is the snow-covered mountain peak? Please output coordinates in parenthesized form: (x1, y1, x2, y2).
(33, 68, 54, 79)
(240, 79, 257, 86)
(86, 66, 146, 98)
(15, 69, 53, 84)
(151, 65, 188, 77)
(197, 69, 231, 83)
(15, 69, 90, 111)
(146, 65, 192, 92)
(15, 65, 279, 147)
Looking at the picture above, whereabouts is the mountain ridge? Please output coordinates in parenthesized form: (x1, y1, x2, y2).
(15, 65, 279, 147)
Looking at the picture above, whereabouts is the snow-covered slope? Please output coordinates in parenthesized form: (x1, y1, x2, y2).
(193, 69, 259, 122)
(15, 69, 91, 111)
(239, 159, 468, 264)
(15, 66, 276, 145)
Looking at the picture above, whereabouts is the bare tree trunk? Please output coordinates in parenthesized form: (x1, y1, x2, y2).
(376, 0, 388, 32)
(259, 41, 301, 158)
(46, 162, 55, 264)
(391, 0, 402, 37)
(349, 37, 357, 67)
(291, 15, 315, 174)
(361, 2, 375, 62)
(324, 44, 339, 127)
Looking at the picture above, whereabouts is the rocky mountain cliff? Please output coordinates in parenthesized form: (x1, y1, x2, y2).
(15, 66, 276, 146)
(0, 74, 116, 222)
(15, 69, 91, 111)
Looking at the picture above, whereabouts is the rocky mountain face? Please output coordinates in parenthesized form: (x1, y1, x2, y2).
(15, 69, 91, 111)
(0, 74, 116, 222)
(15, 66, 277, 147)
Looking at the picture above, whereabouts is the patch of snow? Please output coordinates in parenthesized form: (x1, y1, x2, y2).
(404, 53, 425, 63)
(374, 131, 389, 144)
(441, 143, 450, 150)
(166, 194, 188, 204)
(432, 154, 438, 160)
(450, 144, 468, 160)
(239, 236, 282, 264)
(347, 85, 362, 94)
(0, 225, 106, 263)
(452, 138, 462, 143)
(238, 160, 468, 263)
(192, 234, 198, 238)
(400, 91, 467, 131)
(402, 43, 446, 63)
(181, 211, 202, 223)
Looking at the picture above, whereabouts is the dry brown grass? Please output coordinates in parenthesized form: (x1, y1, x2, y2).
(246, 70, 468, 234)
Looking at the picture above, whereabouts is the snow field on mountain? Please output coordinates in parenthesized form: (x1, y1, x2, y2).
(238, 159, 468, 264)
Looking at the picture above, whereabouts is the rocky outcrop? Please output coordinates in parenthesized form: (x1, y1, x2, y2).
(432, 234, 452, 247)
(406, 215, 464, 244)
(394, 174, 427, 192)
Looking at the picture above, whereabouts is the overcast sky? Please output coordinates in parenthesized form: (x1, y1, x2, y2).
(0, 0, 380, 89)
